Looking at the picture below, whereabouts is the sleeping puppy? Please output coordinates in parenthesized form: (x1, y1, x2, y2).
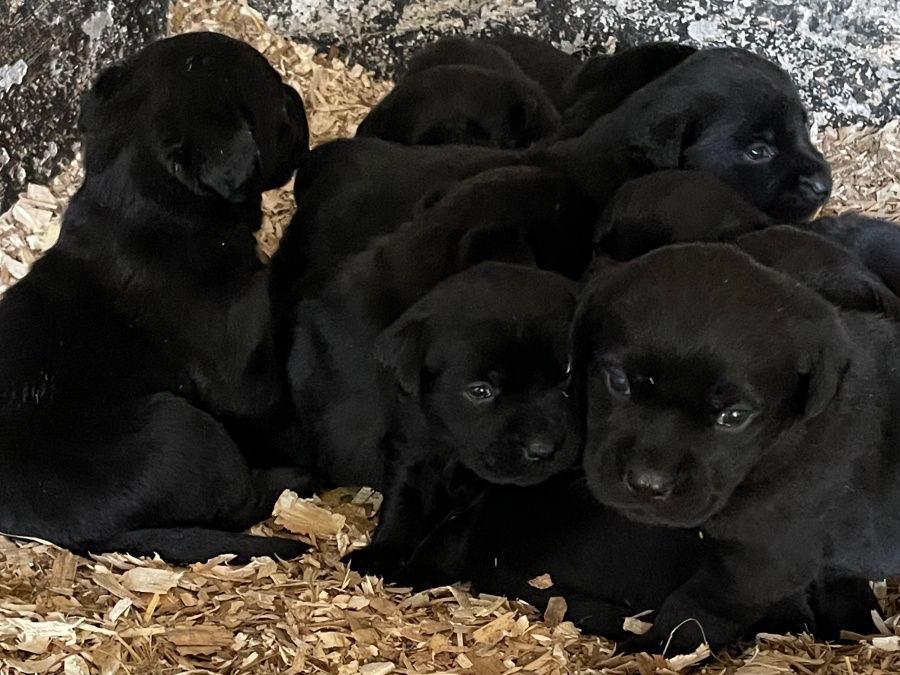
(540, 47, 832, 222)
(356, 65, 560, 148)
(558, 42, 697, 139)
(286, 167, 584, 576)
(0, 32, 313, 564)
(395, 474, 879, 643)
(734, 226, 900, 318)
(404, 34, 580, 111)
(594, 170, 773, 262)
(593, 172, 900, 318)
(801, 213, 900, 297)
(574, 243, 900, 653)
(272, 48, 828, 300)
(482, 33, 582, 110)
(346, 262, 579, 577)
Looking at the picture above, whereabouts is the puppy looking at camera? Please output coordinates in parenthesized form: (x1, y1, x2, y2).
(286, 167, 583, 577)
(574, 243, 900, 654)
(0, 32, 312, 563)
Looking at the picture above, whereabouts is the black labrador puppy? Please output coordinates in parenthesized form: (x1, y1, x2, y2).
(345, 262, 579, 577)
(540, 48, 832, 223)
(356, 64, 560, 148)
(0, 32, 313, 564)
(591, 172, 900, 318)
(286, 167, 584, 576)
(272, 48, 829, 300)
(403, 34, 580, 111)
(574, 243, 900, 654)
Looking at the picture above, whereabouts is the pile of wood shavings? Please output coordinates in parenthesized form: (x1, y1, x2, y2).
(3, 2, 900, 674)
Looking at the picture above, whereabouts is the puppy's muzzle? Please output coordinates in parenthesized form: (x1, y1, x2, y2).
(521, 438, 558, 462)
(624, 466, 674, 501)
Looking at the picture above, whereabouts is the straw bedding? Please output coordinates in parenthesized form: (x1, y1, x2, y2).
(2, 2, 900, 673)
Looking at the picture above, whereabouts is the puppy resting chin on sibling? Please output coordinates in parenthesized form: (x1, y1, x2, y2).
(574, 243, 900, 653)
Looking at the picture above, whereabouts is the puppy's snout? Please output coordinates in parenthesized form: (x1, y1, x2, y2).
(522, 438, 558, 461)
(798, 174, 830, 202)
(624, 466, 674, 501)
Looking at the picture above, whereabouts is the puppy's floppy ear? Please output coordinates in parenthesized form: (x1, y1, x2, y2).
(374, 303, 430, 396)
(78, 63, 133, 133)
(796, 319, 853, 420)
(636, 112, 699, 170)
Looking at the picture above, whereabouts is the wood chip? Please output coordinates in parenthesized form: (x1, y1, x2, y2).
(120, 567, 183, 594)
(543, 597, 568, 628)
(273, 489, 347, 536)
(528, 573, 554, 590)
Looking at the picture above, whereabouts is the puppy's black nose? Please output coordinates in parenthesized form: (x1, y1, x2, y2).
(523, 439, 557, 461)
(799, 174, 830, 201)
(624, 468, 673, 501)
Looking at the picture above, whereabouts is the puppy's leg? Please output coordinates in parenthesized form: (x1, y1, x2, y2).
(39, 394, 315, 564)
(344, 456, 463, 578)
(620, 544, 819, 655)
(80, 528, 307, 565)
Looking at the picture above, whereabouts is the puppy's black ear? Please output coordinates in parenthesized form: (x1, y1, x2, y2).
(165, 127, 261, 201)
(797, 322, 852, 420)
(374, 305, 430, 396)
(78, 63, 132, 133)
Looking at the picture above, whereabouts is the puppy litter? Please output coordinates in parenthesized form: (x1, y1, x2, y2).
(2, 1, 900, 674)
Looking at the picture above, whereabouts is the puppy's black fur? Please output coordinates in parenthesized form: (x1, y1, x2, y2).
(272, 47, 829, 302)
(558, 42, 697, 139)
(270, 140, 518, 298)
(595, 170, 773, 262)
(286, 168, 583, 576)
(0, 32, 312, 564)
(484, 33, 582, 109)
(396, 474, 879, 643)
(345, 262, 579, 577)
(734, 226, 900, 318)
(541, 48, 832, 222)
(405, 35, 527, 78)
(575, 243, 900, 653)
(592, 172, 900, 318)
(356, 65, 560, 148)
(802, 213, 900, 297)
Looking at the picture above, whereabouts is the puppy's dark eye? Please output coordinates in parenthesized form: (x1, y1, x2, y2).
(715, 407, 754, 430)
(744, 142, 776, 162)
(604, 367, 631, 397)
(464, 382, 495, 402)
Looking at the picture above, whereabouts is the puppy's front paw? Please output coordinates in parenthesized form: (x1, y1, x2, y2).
(343, 542, 407, 579)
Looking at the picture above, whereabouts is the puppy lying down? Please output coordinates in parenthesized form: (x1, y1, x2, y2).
(575, 243, 900, 653)
(356, 65, 560, 148)
(286, 167, 583, 576)
(0, 32, 313, 563)
(272, 46, 831, 297)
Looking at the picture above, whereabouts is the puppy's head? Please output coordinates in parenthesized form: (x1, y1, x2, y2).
(375, 262, 580, 485)
(79, 32, 309, 204)
(574, 244, 851, 527)
(614, 48, 831, 222)
(357, 66, 559, 149)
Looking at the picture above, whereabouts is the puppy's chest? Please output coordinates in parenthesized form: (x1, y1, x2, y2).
(155, 285, 277, 416)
